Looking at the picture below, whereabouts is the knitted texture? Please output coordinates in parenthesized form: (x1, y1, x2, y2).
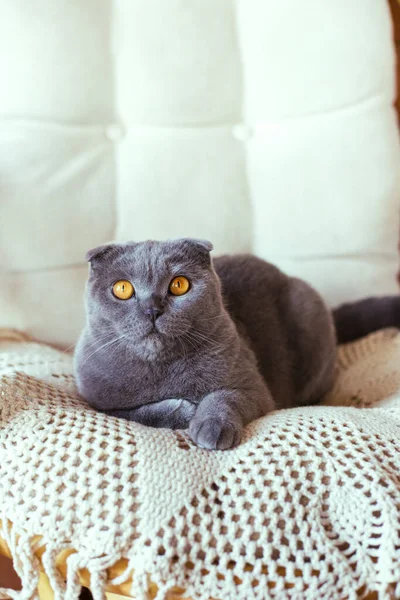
(1, 329, 400, 600)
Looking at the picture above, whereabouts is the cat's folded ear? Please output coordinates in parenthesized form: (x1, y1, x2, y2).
(178, 238, 214, 266)
(85, 243, 122, 266)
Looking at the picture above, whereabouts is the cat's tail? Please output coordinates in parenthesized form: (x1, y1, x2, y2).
(332, 296, 400, 344)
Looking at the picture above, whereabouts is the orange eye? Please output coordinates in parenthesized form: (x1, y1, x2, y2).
(169, 276, 190, 296)
(112, 280, 135, 300)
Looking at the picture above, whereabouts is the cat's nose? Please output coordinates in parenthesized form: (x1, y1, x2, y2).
(144, 306, 163, 323)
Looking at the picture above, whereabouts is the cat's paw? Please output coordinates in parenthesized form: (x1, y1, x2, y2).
(188, 417, 242, 450)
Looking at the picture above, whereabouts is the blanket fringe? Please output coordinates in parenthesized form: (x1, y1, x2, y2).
(0, 519, 140, 600)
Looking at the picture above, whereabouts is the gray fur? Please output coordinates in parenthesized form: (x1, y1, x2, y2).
(74, 239, 336, 450)
(333, 295, 400, 343)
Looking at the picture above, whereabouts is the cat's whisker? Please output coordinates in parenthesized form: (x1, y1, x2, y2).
(85, 330, 116, 345)
(80, 334, 128, 366)
(78, 332, 118, 354)
(105, 336, 130, 361)
(195, 314, 227, 323)
(177, 331, 196, 350)
(83, 326, 117, 343)
(183, 327, 223, 347)
(186, 330, 216, 343)
(189, 339, 227, 356)
(176, 335, 189, 361)
(62, 343, 76, 354)
(179, 330, 226, 355)
(179, 332, 204, 355)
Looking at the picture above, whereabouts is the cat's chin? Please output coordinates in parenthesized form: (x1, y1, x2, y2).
(132, 332, 166, 361)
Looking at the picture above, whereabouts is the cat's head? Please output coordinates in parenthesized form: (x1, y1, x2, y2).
(84, 239, 222, 359)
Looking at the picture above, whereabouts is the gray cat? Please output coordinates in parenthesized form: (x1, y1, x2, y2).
(74, 238, 338, 450)
(74, 238, 400, 450)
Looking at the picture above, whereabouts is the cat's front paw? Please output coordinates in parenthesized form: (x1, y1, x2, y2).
(189, 417, 242, 450)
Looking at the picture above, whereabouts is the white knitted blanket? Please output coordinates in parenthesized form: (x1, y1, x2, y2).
(1, 329, 400, 600)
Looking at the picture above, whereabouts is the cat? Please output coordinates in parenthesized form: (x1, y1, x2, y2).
(74, 238, 400, 450)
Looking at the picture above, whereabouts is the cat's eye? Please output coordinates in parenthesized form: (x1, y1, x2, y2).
(112, 280, 135, 300)
(169, 276, 190, 296)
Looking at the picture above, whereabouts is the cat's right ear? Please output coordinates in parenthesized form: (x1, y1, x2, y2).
(85, 243, 120, 267)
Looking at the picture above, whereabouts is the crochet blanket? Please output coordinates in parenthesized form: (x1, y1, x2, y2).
(1, 329, 400, 600)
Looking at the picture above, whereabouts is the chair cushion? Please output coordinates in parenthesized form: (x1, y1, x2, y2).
(1, 328, 400, 599)
(1, 1, 400, 347)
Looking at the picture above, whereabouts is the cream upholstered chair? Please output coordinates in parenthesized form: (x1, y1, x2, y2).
(1, 0, 400, 348)
(1, 0, 400, 598)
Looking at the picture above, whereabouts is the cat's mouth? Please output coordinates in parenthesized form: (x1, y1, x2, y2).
(147, 323, 161, 335)
(141, 322, 164, 340)
(147, 329, 158, 337)
(133, 327, 165, 360)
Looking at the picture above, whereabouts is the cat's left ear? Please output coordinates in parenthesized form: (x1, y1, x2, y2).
(179, 238, 213, 266)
